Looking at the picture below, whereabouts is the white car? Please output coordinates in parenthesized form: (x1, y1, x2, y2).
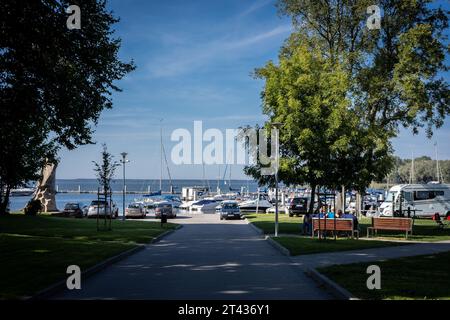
(266, 206, 288, 214)
(87, 200, 118, 218)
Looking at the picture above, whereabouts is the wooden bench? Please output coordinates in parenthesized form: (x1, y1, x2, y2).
(367, 217, 413, 239)
(312, 218, 359, 239)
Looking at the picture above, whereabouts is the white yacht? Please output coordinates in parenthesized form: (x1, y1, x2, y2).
(190, 199, 220, 212)
(239, 194, 273, 212)
(10, 187, 35, 197)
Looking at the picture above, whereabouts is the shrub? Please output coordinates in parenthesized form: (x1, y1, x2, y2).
(24, 200, 42, 216)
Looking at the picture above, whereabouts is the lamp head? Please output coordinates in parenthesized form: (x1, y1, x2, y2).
(271, 122, 284, 129)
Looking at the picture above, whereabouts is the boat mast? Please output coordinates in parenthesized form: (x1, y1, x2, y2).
(409, 151, 415, 184)
(229, 164, 232, 189)
(435, 142, 441, 183)
(160, 119, 163, 192)
(161, 140, 173, 193)
(217, 166, 220, 194)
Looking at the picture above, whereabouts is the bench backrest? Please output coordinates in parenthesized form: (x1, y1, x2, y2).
(372, 217, 412, 231)
(312, 218, 353, 231)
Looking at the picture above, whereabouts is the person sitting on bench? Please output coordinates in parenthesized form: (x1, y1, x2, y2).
(342, 212, 359, 230)
(433, 213, 445, 229)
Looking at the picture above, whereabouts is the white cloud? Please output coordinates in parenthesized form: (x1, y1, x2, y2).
(146, 24, 291, 78)
(238, 0, 275, 18)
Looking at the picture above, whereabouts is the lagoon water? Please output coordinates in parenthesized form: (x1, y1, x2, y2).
(9, 179, 259, 213)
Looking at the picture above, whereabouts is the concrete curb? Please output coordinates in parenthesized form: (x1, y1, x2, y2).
(29, 224, 183, 300)
(244, 218, 291, 256)
(246, 221, 265, 236)
(151, 224, 183, 243)
(305, 268, 358, 300)
(266, 236, 291, 256)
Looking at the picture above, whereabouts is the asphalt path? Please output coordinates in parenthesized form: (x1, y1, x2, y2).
(53, 213, 331, 300)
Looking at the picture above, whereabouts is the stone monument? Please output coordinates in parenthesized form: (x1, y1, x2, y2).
(33, 162, 58, 212)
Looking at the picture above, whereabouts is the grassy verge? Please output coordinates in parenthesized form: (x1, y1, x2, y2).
(0, 214, 177, 299)
(245, 213, 303, 234)
(318, 251, 450, 300)
(272, 236, 406, 256)
(246, 213, 450, 241)
(359, 218, 450, 242)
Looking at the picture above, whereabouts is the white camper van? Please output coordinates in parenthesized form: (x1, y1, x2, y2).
(378, 184, 450, 218)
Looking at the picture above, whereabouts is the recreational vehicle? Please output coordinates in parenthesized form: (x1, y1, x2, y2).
(378, 184, 450, 218)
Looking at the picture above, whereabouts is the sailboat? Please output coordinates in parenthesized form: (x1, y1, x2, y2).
(430, 141, 445, 184)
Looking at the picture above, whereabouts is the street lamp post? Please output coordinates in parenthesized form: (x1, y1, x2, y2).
(271, 122, 283, 237)
(120, 152, 129, 221)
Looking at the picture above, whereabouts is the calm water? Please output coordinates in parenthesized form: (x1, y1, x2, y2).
(9, 179, 259, 213)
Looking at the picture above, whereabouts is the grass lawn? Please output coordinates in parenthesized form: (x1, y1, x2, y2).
(359, 218, 450, 242)
(246, 213, 450, 241)
(0, 214, 177, 299)
(272, 236, 406, 256)
(318, 251, 450, 300)
(245, 213, 303, 234)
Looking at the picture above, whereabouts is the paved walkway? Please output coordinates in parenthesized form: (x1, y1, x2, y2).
(290, 241, 450, 269)
(53, 214, 332, 300)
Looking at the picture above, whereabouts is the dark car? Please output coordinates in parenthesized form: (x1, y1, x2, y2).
(219, 201, 241, 220)
(287, 197, 309, 217)
(62, 202, 87, 218)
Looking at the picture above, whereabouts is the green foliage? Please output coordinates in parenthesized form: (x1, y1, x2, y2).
(0, 215, 177, 298)
(23, 200, 42, 216)
(389, 156, 450, 183)
(278, 0, 449, 136)
(245, 0, 448, 198)
(320, 251, 450, 299)
(92, 144, 119, 193)
(0, 0, 135, 214)
(248, 37, 393, 200)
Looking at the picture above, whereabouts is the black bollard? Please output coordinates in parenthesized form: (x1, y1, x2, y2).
(161, 213, 167, 227)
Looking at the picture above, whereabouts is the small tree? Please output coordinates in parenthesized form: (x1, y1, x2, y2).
(92, 144, 119, 193)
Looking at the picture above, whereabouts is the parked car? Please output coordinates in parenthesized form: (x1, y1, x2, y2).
(266, 206, 288, 214)
(125, 202, 145, 218)
(60, 202, 87, 218)
(143, 202, 156, 214)
(154, 201, 176, 219)
(219, 201, 241, 220)
(287, 197, 309, 217)
(87, 200, 119, 218)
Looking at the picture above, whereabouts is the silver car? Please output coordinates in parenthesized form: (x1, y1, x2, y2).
(125, 202, 145, 219)
(154, 201, 176, 219)
(87, 200, 118, 218)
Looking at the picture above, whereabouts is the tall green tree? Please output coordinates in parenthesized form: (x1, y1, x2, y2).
(278, 0, 449, 149)
(0, 0, 135, 214)
(247, 0, 448, 208)
(249, 41, 391, 213)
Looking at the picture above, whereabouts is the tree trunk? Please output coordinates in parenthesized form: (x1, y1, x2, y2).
(308, 182, 317, 214)
(33, 162, 58, 212)
(0, 186, 11, 215)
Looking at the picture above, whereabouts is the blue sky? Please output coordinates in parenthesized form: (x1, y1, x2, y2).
(57, 0, 450, 179)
